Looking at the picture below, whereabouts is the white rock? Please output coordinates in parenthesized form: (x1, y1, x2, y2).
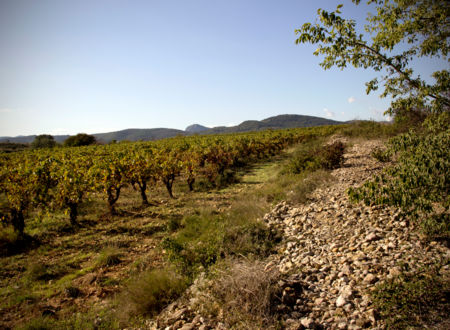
(300, 317, 314, 328)
(336, 295, 347, 307)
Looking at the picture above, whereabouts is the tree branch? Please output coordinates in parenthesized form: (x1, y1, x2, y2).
(353, 41, 450, 106)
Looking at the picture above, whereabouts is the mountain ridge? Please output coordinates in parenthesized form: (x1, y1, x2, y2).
(0, 114, 343, 144)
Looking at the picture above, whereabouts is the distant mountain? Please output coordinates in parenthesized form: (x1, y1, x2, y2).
(0, 114, 343, 144)
(204, 114, 341, 134)
(93, 128, 185, 143)
(185, 124, 210, 133)
(0, 135, 70, 144)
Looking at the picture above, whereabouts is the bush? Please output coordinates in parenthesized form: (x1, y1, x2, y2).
(24, 262, 66, 283)
(215, 169, 238, 188)
(340, 121, 397, 139)
(321, 141, 345, 169)
(284, 141, 323, 174)
(163, 213, 224, 275)
(120, 268, 187, 317)
(349, 113, 449, 237)
(0, 225, 20, 246)
(64, 133, 96, 147)
(163, 206, 277, 277)
(31, 135, 56, 149)
(95, 246, 122, 268)
(196, 259, 282, 328)
(371, 147, 391, 162)
(284, 140, 345, 174)
(371, 266, 449, 328)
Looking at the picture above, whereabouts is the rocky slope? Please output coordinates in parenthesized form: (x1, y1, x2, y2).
(262, 139, 449, 329)
(148, 139, 449, 329)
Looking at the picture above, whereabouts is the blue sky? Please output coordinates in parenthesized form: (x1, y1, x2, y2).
(0, 0, 443, 136)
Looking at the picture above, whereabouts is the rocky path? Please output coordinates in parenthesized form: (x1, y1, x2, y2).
(154, 139, 449, 329)
(263, 139, 449, 329)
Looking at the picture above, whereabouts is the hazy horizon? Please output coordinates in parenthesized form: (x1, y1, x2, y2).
(1, 112, 349, 138)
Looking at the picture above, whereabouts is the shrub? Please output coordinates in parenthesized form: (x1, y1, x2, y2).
(166, 216, 182, 232)
(0, 225, 20, 246)
(25, 263, 54, 282)
(120, 268, 187, 317)
(371, 147, 391, 163)
(349, 113, 449, 237)
(95, 246, 122, 268)
(24, 262, 66, 283)
(163, 213, 224, 275)
(321, 141, 345, 169)
(284, 140, 345, 174)
(31, 135, 56, 149)
(215, 169, 238, 188)
(196, 259, 282, 328)
(340, 121, 397, 139)
(64, 285, 81, 298)
(287, 151, 320, 174)
(64, 133, 96, 147)
(284, 141, 323, 174)
(163, 206, 277, 277)
(371, 266, 449, 328)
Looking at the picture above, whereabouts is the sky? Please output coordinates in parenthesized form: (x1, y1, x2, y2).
(0, 0, 445, 136)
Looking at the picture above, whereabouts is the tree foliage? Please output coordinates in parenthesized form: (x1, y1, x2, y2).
(297, 1, 449, 236)
(31, 135, 56, 149)
(349, 113, 449, 236)
(64, 133, 96, 147)
(296, 0, 449, 117)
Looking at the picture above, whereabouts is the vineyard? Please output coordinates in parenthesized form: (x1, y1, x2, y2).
(0, 126, 339, 237)
(0, 124, 345, 328)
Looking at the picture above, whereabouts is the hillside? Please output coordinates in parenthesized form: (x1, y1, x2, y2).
(185, 124, 210, 133)
(93, 128, 186, 143)
(204, 114, 342, 134)
(0, 114, 343, 144)
(0, 135, 70, 144)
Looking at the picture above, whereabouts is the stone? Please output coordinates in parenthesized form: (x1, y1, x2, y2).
(336, 295, 347, 307)
(191, 315, 201, 324)
(300, 317, 314, 328)
(340, 285, 353, 299)
(338, 322, 347, 329)
(166, 308, 186, 323)
(365, 233, 379, 242)
(389, 267, 401, 277)
(342, 264, 352, 275)
(363, 274, 378, 284)
(173, 320, 184, 329)
(179, 323, 195, 330)
(355, 318, 371, 328)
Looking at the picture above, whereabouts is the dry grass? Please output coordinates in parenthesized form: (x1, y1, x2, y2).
(197, 259, 283, 329)
(94, 246, 122, 268)
(117, 267, 187, 321)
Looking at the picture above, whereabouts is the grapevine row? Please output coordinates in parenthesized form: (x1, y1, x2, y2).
(0, 126, 339, 236)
